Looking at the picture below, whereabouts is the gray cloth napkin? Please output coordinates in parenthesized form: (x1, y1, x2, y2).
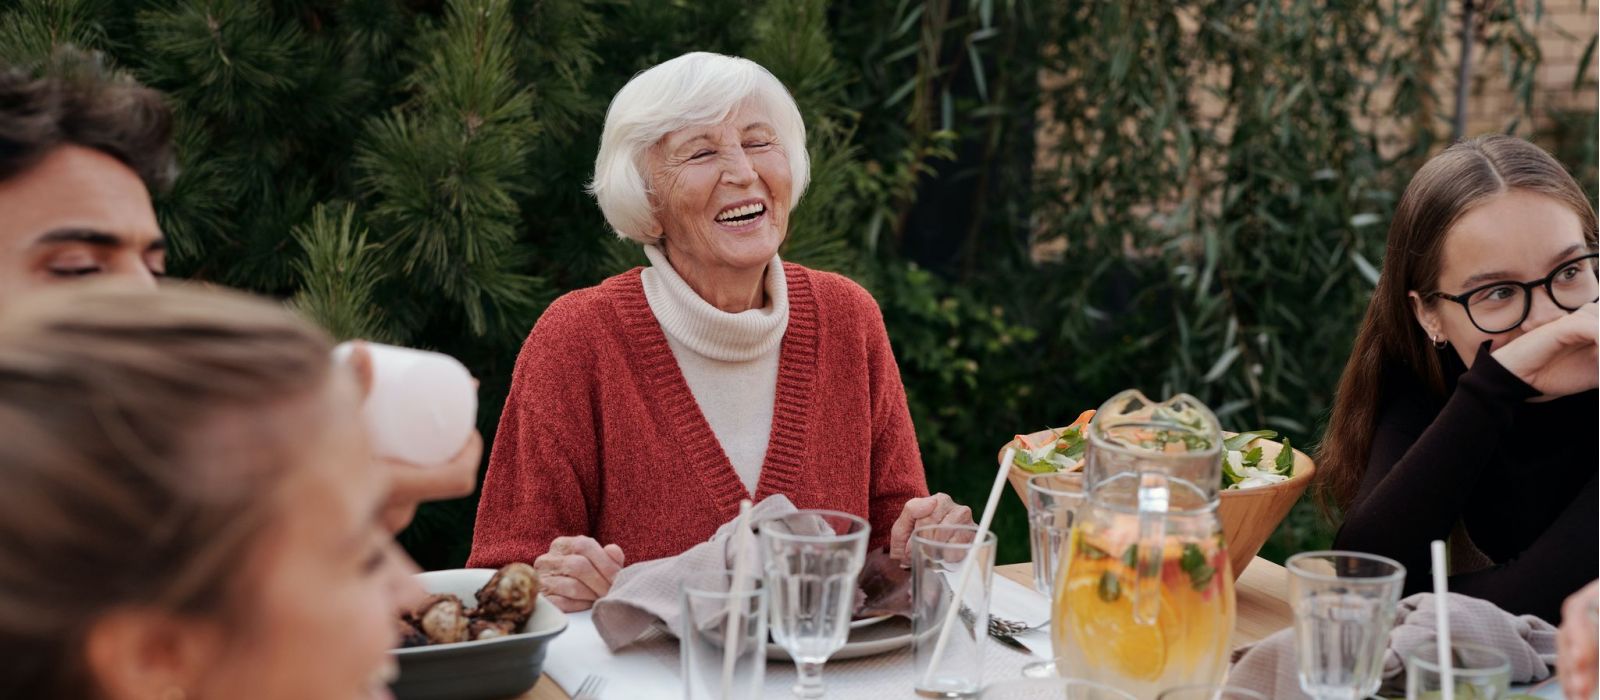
(590, 494, 797, 651)
(1226, 592, 1558, 699)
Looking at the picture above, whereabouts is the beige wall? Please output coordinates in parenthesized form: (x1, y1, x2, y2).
(1456, 0, 1596, 137)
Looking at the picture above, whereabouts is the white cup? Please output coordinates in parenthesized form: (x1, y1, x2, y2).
(333, 341, 477, 465)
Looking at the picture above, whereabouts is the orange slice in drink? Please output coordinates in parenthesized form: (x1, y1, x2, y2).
(1064, 564, 1171, 681)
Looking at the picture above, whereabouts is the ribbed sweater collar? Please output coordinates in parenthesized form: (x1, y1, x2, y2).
(640, 244, 789, 363)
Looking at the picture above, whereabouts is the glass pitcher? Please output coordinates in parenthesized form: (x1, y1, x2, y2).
(1051, 391, 1236, 700)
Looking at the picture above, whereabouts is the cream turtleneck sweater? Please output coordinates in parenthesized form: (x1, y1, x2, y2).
(640, 244, 788, 494)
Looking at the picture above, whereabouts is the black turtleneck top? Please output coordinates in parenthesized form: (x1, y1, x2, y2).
(1333, 343, 1598, 623)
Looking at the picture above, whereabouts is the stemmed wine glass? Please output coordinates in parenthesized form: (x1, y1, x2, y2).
(756, 510, 870, 698)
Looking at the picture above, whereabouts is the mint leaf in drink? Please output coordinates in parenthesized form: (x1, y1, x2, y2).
(1180, 543, 1216, 591)
(1121, 544, 1138, 570)
(1097, 571, 1121, 602)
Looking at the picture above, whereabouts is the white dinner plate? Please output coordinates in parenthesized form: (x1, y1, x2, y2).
(766, 615, 912, 661)
(849, 614, 893, 630)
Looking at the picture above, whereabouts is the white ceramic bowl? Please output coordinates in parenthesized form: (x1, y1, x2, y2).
(390, 568, 568, 700)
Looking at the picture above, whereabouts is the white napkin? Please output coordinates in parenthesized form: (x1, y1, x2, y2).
(591, 495, 797, 650)
(544, 610, 681, 697)
(1226, 592, 1558, 699)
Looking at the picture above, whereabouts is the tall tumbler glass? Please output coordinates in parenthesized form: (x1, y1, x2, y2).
(1024, 472, 1085, 678)
(911, 524, 997, 698)
(757, 510, 870, 698)
(680, 571, 768, 700)
(1405, 641, 1511, 700)
(1286, 551, 1407, 700)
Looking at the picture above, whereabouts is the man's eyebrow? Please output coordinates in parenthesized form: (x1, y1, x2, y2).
(32, 228, 126, 248)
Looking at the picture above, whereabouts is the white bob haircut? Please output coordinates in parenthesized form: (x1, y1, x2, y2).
(589, 52, 810, 244)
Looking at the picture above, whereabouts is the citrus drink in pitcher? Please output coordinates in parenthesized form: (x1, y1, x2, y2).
(1052, 512, 1235, 698)
(1052, 390, 1237, 699)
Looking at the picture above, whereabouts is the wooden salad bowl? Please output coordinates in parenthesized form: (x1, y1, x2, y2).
(1001, 427, 1316, 580)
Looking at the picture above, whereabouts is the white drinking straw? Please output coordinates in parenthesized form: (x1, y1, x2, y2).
(1431, 540, 1455, 700)
(721, 499, 754, 699)
(918, 447, 1015, 687)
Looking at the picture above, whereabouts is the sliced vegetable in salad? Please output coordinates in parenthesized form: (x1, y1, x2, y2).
(1011, 409, 1095, 474)
(1221, 430, 1296, 490)
(1012, 411, 1299, 491)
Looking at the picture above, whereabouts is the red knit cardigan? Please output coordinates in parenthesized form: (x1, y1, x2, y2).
(467, 263, 929, 567)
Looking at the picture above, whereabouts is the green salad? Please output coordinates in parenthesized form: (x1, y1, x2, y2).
(1221, 431, 1296, 490)
(1011, 424, 1089, 474)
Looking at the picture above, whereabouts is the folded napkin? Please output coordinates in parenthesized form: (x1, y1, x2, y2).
(590, 494, 796, 651)
(1227, 592, 1557, 699)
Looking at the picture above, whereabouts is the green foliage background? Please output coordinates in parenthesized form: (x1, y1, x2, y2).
(4, 0, 1593, 568)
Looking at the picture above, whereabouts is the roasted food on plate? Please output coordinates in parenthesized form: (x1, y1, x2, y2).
(397, 563, 543, 648)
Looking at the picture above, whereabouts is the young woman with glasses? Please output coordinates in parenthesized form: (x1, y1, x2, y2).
(1319, 135, 1597, 623)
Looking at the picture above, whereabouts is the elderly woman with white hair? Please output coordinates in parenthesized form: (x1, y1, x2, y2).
(467, 52, 973, 612)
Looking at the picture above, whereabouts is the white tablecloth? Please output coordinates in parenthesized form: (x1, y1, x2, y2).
(544, 575, 1053, 699)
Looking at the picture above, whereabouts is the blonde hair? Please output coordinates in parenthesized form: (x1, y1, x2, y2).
(0, 282, 336, 698)
(589, 52, 809, 243)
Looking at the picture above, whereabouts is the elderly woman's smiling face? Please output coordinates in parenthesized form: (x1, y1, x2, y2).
(647, 100, 792, 281)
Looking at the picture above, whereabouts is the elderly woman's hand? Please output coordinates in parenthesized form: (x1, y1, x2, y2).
(1559, 580, 1599, 700)
(888, 493, 975, 562)
(535, 536, 627, 613)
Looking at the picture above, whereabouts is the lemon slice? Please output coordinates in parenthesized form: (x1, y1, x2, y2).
(1065, 567, 1170, 681)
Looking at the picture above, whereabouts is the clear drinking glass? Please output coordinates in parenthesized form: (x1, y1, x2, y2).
(1155, 685, 1269, 700)
(756, 509, 870, 699)
(911, 524, 997, 698)
(1404, 641, 1511, 700)
(679, 571, 768, 700)
(978, 678, 1137, 699)
(1286, 551, 1407, 700)
(1023, 472, 1084, 678)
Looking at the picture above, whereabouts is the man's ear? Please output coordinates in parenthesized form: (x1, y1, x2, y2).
(84, 609, 218, 700)
(1408, 290, 1445, 343)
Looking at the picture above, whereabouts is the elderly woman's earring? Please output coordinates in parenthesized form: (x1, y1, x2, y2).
(1432, 336, 1447, 350)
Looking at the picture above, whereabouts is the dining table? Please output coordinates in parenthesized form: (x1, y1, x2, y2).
(515, 555, 1295, 700)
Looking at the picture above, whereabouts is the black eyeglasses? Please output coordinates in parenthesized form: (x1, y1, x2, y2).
(1425, 252, 1599, 334)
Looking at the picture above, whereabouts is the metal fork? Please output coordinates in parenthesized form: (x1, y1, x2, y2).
(573, 674, 605, 700)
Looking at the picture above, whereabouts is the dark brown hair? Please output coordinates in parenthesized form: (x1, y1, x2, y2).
(0, 48, 176, 191)
(1318, 135, 1598, 513)
(0, 283, 335, 699)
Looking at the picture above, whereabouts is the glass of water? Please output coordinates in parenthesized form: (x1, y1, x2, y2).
(1023, 472, 1085, 678)
(1404, 641, 1511, 700)
(680, 571, 768, 700)
(911, 524, 996, 697)
(757, 510, 870, 698)
(1286, 551, 1407, 700)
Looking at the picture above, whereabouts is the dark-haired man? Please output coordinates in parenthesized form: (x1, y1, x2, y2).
(0, 57, 172, 300)
(0, 53, 480, 532)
